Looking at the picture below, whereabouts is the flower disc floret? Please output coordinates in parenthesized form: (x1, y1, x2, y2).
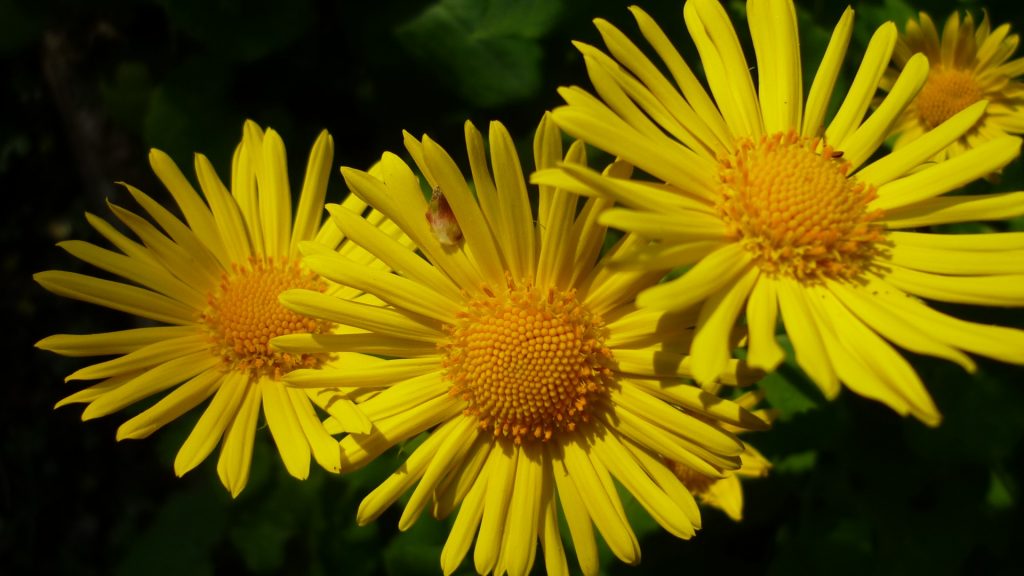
(915, 67, 985, 129)
(717, 131, 885, 282)
(442, 277, 614, 444)
(203, 257, 330, 379)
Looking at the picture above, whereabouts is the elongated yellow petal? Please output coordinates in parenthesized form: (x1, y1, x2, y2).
(285, 356, 440, 388)
(37, 326, 196, 357)
(622, 378, 769, 430)
(885, 190, 1024, 228)
(690, 266, 759, 384)
(257, 128, 292, 257)
(550, 448, 599, 576)
(745, 276, 785, 371)
(473, 445, 516, 575)
(357, 418, 455, 524)
(840, 53, 928, 170)
(488, 122, 536, 282)
(592, 431, 694, 539)
(562, 441, 639, 565)
(684, 0, 761, 138)
(629, 5, 732, 149)
(261, 377, 311, 479)
(873, 137, 1021, 211)
(174, 370, 249, 477)
(885, 265, 1024, 306)
(194, 153, 252, 264)
(290, 130, 333, 254)
(215, 380, 261, 497)
(279, 288, 442, 342)
(598, 208, 727, 241)
(303, 253, 459, 323)
(272, 332, 438, 357)
(289, 387, 341, 473)
(400, 417, 479, 530)
(65, 334, 207, 382)
(500, 446, 543, 576)
(825, 22, 897, 145)
(35, 271, 197, 326)
(358, 371, 449, 422)
(828, 280, 975, 372)
(148, 148, 228, 266)
(855, 101, 987, 185)
(637, 243, 753, 312)
(538, 471, 569, 576)
(440, 443, 493, 576)
(58, 240, 205, 309)
(82, 351, 216, 420)
(776, 278, 839, 398)
(889, 242, 1024, 275)
(117, 367, 222, 440)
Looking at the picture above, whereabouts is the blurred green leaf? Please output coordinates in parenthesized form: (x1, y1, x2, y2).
(143, 57, 240, 169)
(100, 61, 153, 133)
(854, 0, 916, 46)
(154, 0, 314, 63)
(757, 337, 825, 420)
(115, 483, 229, 576)
(396, 0, 564, 108)
(773, 450, 818, 475)
(987, 469, 1015, 510)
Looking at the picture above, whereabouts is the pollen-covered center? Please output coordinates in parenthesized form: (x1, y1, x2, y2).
(717, 131, 885, 282)
(202, 257, 331, 379)
(915, 67, 984, 128)
(442, 279, 614, 444)
(668, 460, 715, 495)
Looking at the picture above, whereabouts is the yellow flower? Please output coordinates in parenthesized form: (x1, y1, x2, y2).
(35, 120, 389, 496)
(536, 0, 1024, 427)
(669, 391, 773, 522)
(885, 10, 1024, 160)
(274, 115, 769, 576)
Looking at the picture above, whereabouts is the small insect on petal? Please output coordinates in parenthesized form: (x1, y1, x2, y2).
(425, 186, 463, 247)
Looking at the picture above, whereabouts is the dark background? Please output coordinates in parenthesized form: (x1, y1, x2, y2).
(3, 0, 1024, 574)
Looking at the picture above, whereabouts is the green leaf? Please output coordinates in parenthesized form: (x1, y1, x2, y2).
(757, 337, 825, 420)
(773, 450, 818, 475)
(115, 483, 230, 576)
(154, 0, 314, 63)
(100, 61, 154, 133)
(396, 0, 564, 108)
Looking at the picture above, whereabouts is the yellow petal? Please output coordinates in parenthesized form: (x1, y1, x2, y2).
(174, 371, 249, 477)
(290, 130, 333, 254)
(37, 326, 196, 357)
(35, 271, 197, 326)
(261, 378, 311, 479)
(117, 367, 222, 440)
(216, 380, 261, 497)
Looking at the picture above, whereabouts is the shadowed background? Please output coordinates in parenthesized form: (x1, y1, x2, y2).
(2, 0, 1023, 574)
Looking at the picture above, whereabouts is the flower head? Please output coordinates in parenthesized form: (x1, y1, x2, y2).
(275, 115, 769, 575)
(669, 390, 773, 521)
(35, 121, 388, 496)
(885, 10, 1024, 160)
(536, 0, 1024, 426)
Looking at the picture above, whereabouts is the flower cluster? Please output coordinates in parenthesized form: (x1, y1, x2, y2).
(34, 1, 1024, 575)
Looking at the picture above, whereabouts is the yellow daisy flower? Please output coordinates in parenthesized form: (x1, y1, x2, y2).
(274, 115, 769, 575)
(535, 0, 1024, 426)
(669, 391, 773, 522)
(885, 10, 1024, 160)
(35, 120, 390, 496)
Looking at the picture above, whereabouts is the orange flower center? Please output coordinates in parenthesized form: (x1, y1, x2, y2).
(915, 67, 984, 128)
(442, 278, 614, 444)
(669, 460, 716, 495)
(202, 257, 331, 379)
(717, 131, 885, 282)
